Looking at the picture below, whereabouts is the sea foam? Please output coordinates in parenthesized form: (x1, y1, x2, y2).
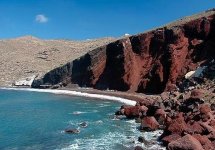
(0, 87, 136, 106)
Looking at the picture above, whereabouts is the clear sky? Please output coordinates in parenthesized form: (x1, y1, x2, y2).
(0, 0, 214, 40)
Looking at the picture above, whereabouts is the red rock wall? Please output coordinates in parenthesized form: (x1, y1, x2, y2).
(91, 14, 215, 93)
(33, 13, 215, 94)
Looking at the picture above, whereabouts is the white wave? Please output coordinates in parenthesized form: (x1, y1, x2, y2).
(59, 129, 165, 150)
(92, 110, 99, 113)
(70, 111, 87, 115)
(96, 103, 111, 107)
(59, 117, 164, 150)
(69, 110, 98, 115)
(60, 143, 79, 150)
(68, 121, 79, 126)
(125, 119, 136, 124)
(60, 130, 65, 134)
(111, 118, 120, 121)
(94, 120, 103, 124)
(142, 130, 163, 141)
(0, 87, 136, 106)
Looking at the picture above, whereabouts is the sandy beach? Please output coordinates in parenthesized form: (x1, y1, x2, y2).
(0, 87, 138, 106)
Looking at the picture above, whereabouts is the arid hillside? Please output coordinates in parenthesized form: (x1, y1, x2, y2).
(0, 36, 115, 86)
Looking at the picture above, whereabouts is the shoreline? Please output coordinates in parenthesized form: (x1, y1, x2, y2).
(0, 87, 168, 149)
(0, 87, 137, 106)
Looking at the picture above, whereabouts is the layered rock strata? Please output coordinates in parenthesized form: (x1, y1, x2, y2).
(33, 9, 215, 94)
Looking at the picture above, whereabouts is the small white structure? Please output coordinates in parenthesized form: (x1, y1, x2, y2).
(124, 33, 130, 37)
(185, 66, 206, 79)
(14, 75, 36, 87)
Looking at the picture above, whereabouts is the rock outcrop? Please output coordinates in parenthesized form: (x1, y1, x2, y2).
(32, 9, 215, 94)
(115, 89, 215, 149)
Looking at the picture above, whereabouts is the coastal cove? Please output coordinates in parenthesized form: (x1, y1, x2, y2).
(0, 88, 164, 150)
(0, 1, 214, 149)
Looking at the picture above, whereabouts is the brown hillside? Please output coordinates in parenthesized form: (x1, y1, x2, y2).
(0, 36, 115, 86)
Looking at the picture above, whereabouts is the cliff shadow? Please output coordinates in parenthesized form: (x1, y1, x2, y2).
(95, 41, 130, 91)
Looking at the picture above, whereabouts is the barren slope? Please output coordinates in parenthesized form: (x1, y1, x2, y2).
(0, 36, 115, 86)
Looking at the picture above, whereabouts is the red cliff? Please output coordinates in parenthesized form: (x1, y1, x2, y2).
(33, 9, 215, 94)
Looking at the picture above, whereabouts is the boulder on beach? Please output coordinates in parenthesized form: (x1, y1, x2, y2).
(168, 134, 204, 150)
(161, 134, 181, 146)
(166, 113, 187, 134)
(186, 121, 205, 134)
(140, 116, 159, 131)
(192, 134, 214, 150)
(124, 106, 141, 118)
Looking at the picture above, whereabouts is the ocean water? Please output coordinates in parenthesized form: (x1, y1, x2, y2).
(0, 89, 164, 150)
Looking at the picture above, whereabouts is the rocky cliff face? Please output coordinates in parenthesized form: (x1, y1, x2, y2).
(32, 9, 215, 94)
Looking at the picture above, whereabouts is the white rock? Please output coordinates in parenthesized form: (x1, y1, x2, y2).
(14, 75, 36, 87)
(185, 66, 206, 79)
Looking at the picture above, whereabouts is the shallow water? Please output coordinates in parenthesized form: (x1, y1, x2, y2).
(0, 89, 164, 150)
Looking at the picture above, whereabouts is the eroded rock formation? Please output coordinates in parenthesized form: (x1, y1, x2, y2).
(32, 9, 215, 94)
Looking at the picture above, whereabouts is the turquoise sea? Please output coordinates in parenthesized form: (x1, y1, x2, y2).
(0, 89, 163, 150)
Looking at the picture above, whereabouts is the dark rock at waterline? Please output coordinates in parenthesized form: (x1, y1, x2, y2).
(140, 116, 159, 131)
(65, 128, 80, 134)
(135, 117, 142, 123)
(124, 106, 141, 119)
(154, 108, 166, 125)
(138, 136, 150, 145)
(119, 105, 148, 119)
(79, 122, 88, 128)
(115, 110, 123, 115)
(134, 146, 144, 150)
